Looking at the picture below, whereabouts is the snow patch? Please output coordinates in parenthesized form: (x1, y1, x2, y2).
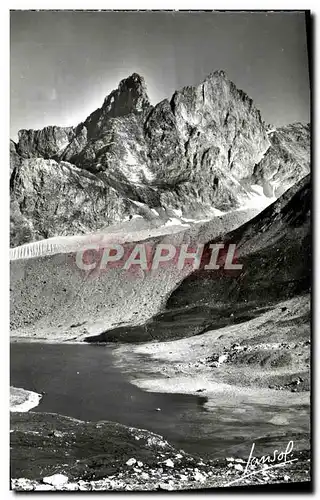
(10, 387, 42, 412)
(211, 208, 226, 216)
(164, 218, 190, 228)
(172, 208, 183, 217)
(10, 219, 190, 261)
(181, 208, 225, 223)
(142, 166, 156, 182)
(239, 185, 276, 211)
(124, 151, 155, 183)
(250, 184, 265, 196)
(125, 150, 137, 167)
(131, 200, 147, 208)
(57, 140, 70, 153)
(181, 217, 209, 223)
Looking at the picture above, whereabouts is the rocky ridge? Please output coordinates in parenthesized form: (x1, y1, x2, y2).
(10, 71, 310, 246)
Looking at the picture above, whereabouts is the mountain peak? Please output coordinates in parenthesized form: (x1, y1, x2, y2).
(212, 69, 228, 79)
(204, 69, 228, 83)
(102, 72, 150, 113)
(10, 69, 310, 247)
(119, 72, 147, 88)
(81, 73, 151, 139)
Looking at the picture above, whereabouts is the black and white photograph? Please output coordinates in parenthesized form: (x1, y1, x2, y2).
(9, 8, 311, 492)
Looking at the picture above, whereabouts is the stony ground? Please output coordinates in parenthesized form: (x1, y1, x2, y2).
(111, 293, 311, 482)
(114, 294, 310, 396)
(11, 412, 310, 492)
(10, 295, 311, 491)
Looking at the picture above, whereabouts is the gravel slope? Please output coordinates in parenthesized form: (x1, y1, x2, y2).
(10, 209, 258, 342)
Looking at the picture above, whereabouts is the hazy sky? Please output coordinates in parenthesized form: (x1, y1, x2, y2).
(10, 10, 310, 140)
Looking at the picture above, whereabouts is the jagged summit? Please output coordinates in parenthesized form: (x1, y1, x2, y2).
(205, 69, 228, 80)
(92, 73, 150, 118)
(15, 73, 151, 158)
(108, 72, 150, 111)
(111, 72, 149, 100)
(78, 73, 151, 140)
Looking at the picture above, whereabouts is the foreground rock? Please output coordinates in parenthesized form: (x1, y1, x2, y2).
(10, 412, 310, 491)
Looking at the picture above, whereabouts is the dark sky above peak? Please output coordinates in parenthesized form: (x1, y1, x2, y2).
(10, 10, 310, 140)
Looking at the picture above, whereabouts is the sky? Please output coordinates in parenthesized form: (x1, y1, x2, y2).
(10, 10, 310, 141)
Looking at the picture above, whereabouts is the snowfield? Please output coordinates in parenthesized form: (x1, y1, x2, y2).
(10, 387, 42, 412)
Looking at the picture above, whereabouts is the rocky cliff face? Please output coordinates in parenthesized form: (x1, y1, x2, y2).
(10, 71, 310, 246)
(252, 122, 310, 197)
(17, 126, 75, 159)
(10, 158, 133, 245)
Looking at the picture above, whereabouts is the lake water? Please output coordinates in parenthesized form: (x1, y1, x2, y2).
(10, 342, 310, 459)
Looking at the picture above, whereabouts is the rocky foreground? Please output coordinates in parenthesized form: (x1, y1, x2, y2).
(11, 412, 310, 491)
